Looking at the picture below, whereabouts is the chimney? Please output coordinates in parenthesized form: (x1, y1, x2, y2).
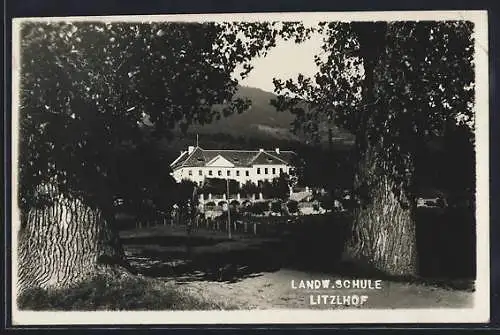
(188, 146, 195, 154)
(275, 148, 280, 154)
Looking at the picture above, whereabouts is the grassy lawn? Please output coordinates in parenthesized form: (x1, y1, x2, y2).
(17, 270, 235, 311)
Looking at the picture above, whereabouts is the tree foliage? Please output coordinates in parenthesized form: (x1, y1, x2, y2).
(286, 200, 299, 214)
(271, 21, 475, 275)
(112, 134, 176, 213)
(245, 201, 270, 215)
(199, 176, 289, 200)
(261, 174, 290, 199)
(270, 200, 283, 213)
(297, 147, 353, 191)
(240, 181, 261, 197)
(272, 21, 475, 203)
(19, 21, 297, 212)
(201, 177, 241, 195)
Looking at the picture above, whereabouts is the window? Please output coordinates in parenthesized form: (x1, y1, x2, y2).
(272, 168, 276, 174)
(227, 170, 231, 176)
(280, 168, 284, 174)
(236, 170, 240, 177)
(245, 171, 249, 177)
(264, 168, 268, 174)
(188, 170, 193, 176)
(218, 170, 222, 176)
(209, 170, 213, 176)
(257, 168, 261, 174)
(199, 170, 202, 176)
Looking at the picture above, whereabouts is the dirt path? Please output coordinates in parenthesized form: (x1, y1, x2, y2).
(173, 269, 474, 310)
(122, 227, 474, 310)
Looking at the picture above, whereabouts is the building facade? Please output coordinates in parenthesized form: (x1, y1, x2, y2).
(170, 146, 296, 186)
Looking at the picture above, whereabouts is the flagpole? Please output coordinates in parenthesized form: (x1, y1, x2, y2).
(227, 178, 231, 239)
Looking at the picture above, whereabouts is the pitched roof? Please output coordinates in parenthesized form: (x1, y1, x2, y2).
(170, 151, 190, 168)
(171, 147, 295, 170)
(249, 151, 289, 165)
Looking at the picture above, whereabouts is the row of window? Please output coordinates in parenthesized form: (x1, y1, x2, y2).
(257, 167, 282, 175)
(188, 169, 249, 177)
(187, 167, 285, 177)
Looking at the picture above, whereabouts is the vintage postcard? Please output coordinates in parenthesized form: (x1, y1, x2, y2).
(11, 10, 489, 325)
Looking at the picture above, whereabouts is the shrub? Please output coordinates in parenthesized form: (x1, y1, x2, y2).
(201, 178, 239, 195)
(241, 181, 259, 197)
(287, 200, 299, 213)
(260, 175, 289, 199)
(270, 200, 282, 213)
(246, 201, 269, 215)
(317, 193, 334, 211)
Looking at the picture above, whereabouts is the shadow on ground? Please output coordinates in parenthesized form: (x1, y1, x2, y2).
(120, 208, 475, 289)
(123, 237, 286, 283)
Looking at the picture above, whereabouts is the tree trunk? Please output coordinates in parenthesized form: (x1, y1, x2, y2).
(345, 143, 418, 276)
(17, 185, 127, 293)
(342, 22, 418, 277)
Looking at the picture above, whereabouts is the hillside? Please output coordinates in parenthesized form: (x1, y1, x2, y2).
(152, 85, 355, 164)
(187, 86, 354, 145)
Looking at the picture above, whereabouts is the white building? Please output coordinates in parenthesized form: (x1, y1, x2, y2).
(170, 145, 296, 186)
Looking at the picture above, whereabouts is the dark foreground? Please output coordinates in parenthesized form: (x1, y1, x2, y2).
(19, 208, 475, 310)
(121, 208, 476, 284)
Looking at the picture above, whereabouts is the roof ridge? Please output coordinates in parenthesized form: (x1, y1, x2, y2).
(205, 154, 235, 166)
(203, 149, 260, 152)
(170, 151, 188, 167)
(172, 147, 296, 169)
(247, 151, 264, 165)
(200, 149, 295, 152)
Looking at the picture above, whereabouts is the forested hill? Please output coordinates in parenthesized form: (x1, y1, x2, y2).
(151, 85, 354, 166)
(187, 85, 355, 145)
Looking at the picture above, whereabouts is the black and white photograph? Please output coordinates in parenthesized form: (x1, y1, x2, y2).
(11, 11, 489, 324)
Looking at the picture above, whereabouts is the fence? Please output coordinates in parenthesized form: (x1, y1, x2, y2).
(115, 206, 346, 238)
(188, 214, 300, 237)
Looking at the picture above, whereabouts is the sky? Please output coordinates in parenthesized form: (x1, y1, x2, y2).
(234, 32, 325, 93)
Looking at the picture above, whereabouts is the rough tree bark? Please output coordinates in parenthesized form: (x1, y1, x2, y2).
(345, 142, 418, 276)
(17, 183, 127, 293)
(344, 22, 418, 277)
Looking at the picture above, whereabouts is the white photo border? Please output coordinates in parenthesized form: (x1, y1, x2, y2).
(10, 10, 490, 325)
